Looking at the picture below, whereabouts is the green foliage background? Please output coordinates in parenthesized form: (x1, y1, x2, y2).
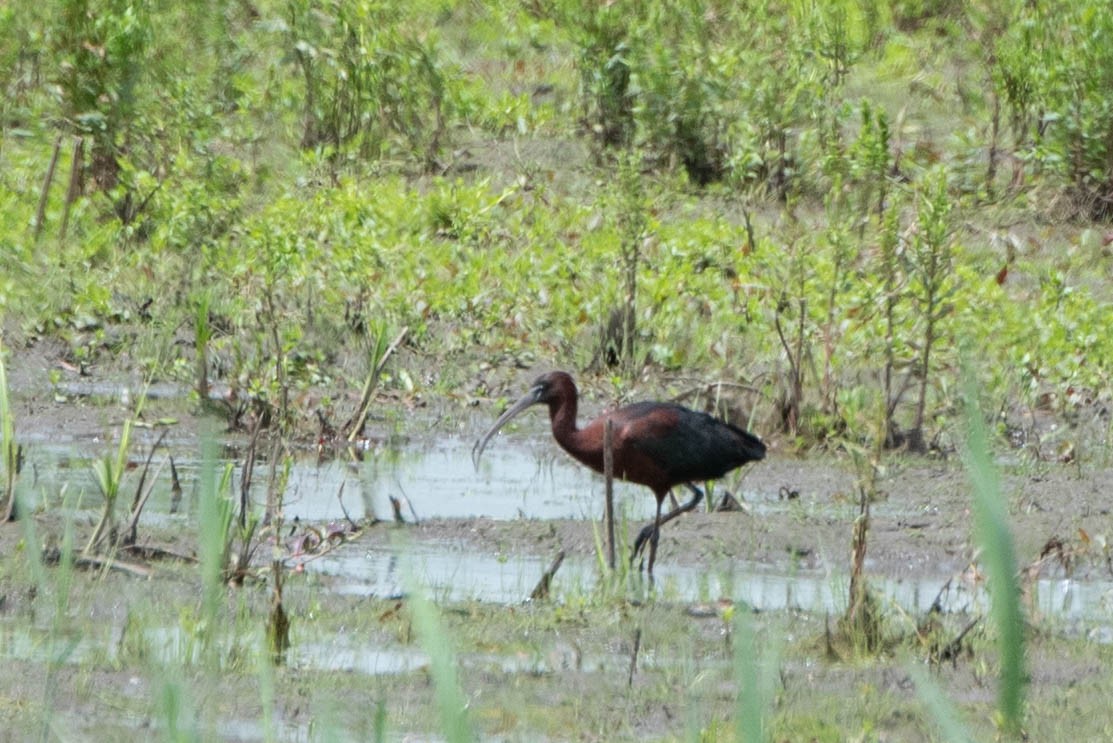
(3, 0, 1113, 445)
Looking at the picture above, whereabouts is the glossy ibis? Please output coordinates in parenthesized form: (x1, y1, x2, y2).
(472, 371, 766, 578)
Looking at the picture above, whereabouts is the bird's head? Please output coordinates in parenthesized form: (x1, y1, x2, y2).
(471, 372, 572, 468)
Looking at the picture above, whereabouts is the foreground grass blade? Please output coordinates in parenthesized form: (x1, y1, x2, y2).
(405, 566, 474, 743)
(0, 339, 17, 519)
(733, 605, 777, 743)
(908, 662, 978, 743)
(961, 368, 1025, 738)
(198, 431, 234, 666)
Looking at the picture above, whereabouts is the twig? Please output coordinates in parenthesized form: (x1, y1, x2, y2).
(937, 615, 981, 665)
(391, 480, 421, 524)
(2, 444, 22, 523)
(241, 414, 262, 527)
(336, 480, 359, 530)
(773, 297, 805, 434)
(120, 458, 167, 549)
(121, 544, 198, 563)
(70, 553, 153, 578)
(928, 577, 954, 614)
(123, 428, 169, 546)
(627, 627, 642, 687)
(530, 550, 565, 601)
(168, 455, 182, 514)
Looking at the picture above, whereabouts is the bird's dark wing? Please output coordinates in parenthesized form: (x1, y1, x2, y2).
(618, 402, 765, 484)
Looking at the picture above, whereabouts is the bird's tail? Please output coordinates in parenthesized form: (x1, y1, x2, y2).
(730, 423, 767, 461)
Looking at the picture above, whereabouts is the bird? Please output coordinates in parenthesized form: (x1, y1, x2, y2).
(472, 371, 766, 579)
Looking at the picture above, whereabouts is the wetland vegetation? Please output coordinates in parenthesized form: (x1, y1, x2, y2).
(3, 0, 1113, 740)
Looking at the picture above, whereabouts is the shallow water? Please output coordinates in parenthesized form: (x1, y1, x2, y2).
(12, 432, 1113, 625)
(302, 534, 1113, 626)
(18, 433, 657, 522)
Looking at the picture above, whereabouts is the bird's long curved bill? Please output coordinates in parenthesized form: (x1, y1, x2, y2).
(471, 387, 542, 469)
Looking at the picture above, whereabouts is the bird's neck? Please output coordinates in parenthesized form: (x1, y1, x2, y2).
(548, 396, 579, 449)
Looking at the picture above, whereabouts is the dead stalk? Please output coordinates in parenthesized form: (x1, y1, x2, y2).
(60, 136, 84, 240)
(241, 415, 262, 528)
(530, 550, 566, 601)
(33, 135, 62, 241)
(603, 418, 616, 571)
(627, 627, 642, 687)
(268, 558, 290, 665)
(347, 326, 409, 442)
(122, 429, 169, 547)
(773, 296, 806, 435)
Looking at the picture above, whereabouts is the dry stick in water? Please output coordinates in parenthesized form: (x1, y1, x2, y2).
(388, 495, 406, 524)
(530, 550, 565, 601)
(168, 456, 183, 514)
(122, 428, 169, 546)
(336, 481, 359, 530)
(72, 553, 153, 578)
(389, 480, 421, 524)
(627, 627, 642, 687)
(603, 418, 616, 571)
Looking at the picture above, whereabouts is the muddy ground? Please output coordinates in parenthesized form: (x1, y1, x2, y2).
(7, 335, 1108, 585)
(3, 338, 1113, 741)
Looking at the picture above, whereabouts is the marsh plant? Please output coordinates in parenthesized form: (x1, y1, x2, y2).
(987, 0, 1113, 218)
(614, 153, 648, 372)
(84, 418, 133, 556)
(906, 168, 957, 452)
(285, 0, 459, 171)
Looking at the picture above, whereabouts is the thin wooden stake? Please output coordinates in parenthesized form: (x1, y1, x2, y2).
(603, 417, 616, 571)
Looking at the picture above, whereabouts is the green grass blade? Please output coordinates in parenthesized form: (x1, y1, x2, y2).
(408, 587, 474, 743)
(401, 542, 474, 743)
(961, 366, 1025, 737)
(907, 661, 978, 743)
(0, 338, 17, 514)
(733, 605, 776, 743)
(197, 431, 233, 666)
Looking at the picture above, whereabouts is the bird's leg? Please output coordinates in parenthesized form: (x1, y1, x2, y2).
(632, 484, 698, 573)
(646, 510, 661, 581)
(632, 496, 663, 564)
(640, 497, 664, 582)
(632, 509, 658, 562)
(659, 483, 704, 527)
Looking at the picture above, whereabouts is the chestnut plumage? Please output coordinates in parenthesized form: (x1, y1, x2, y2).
(473, 371, 766, 578)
